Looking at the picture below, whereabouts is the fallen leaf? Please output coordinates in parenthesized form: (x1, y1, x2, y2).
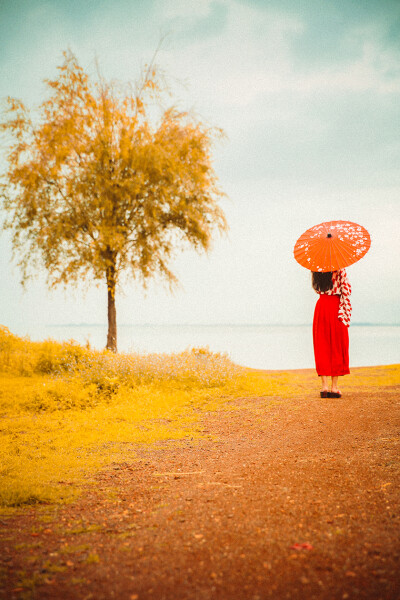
(290, 543, 313, 551)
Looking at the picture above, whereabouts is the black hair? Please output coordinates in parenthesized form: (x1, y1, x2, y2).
(312, 271, 333, 293)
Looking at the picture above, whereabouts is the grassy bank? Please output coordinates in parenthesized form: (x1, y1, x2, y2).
(0, 326, 299, 508)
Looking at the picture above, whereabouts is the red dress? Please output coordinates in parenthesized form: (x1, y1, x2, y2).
(313, 269, 351, 377)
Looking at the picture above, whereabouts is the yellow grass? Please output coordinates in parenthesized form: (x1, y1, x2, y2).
(0, 325, 398, 509)
(0, 326, 295, 508)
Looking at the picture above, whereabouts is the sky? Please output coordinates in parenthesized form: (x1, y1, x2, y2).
(0, 0, 400, 339)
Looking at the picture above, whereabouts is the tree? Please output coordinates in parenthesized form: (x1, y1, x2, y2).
(1, 51, 227, 351)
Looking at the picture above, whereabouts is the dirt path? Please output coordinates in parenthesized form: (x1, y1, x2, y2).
(1, 375, 400, 599)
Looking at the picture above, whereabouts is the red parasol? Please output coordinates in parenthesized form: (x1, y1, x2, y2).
(294, 220, 371, 272)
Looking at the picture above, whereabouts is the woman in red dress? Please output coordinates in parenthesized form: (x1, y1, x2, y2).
(312, 269, 351, 398)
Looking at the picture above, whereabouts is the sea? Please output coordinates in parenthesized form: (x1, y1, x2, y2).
(21, 323, 400, 370)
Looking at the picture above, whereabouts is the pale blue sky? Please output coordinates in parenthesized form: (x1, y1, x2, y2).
(1, 0, 399, 338)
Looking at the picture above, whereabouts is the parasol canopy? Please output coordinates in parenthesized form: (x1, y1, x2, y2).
(294, 220, 371, 272)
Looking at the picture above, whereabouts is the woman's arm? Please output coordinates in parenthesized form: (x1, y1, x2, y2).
(338, 269, 352, 326)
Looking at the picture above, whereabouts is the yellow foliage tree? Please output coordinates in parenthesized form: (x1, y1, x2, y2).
(1, 51, 227, 351)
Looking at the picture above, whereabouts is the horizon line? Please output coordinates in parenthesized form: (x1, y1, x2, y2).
(44, 322, 400, 328)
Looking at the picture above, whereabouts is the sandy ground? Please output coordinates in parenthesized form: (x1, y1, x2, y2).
(1, 369, 399, 599)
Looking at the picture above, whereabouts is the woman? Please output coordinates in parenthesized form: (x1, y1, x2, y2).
(312, 269, 351, 398)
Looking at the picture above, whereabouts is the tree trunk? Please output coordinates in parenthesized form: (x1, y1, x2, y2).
(106, 262, 117, 352)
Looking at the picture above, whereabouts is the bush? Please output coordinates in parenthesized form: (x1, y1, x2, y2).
(0, 326, 92, 377)
(0, 326, 242, 413)
(24, 379, 100, 412)
(75, 346, 240, 391)
(0, 327, 240, 389)
(34, 339, 89, 374)
(0, 325, 34, 375)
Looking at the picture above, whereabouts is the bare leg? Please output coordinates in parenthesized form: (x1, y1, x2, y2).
(321, 375, 328, 391)
(331, 376, 339, 393)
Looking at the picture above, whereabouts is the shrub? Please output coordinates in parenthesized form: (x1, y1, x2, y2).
(24, 379, 100, 412)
